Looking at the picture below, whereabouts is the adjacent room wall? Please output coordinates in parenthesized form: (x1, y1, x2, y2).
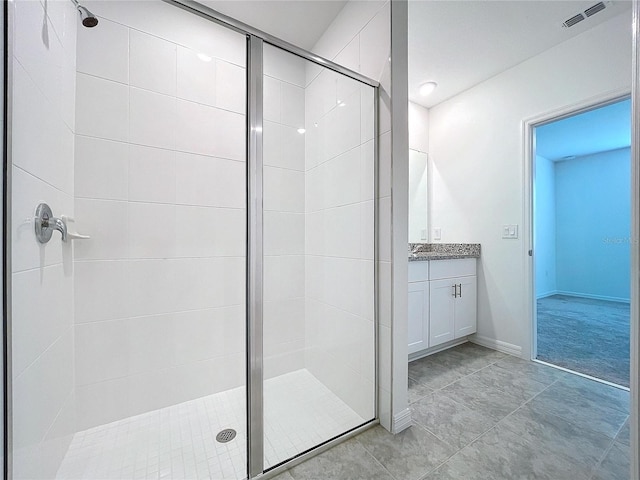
(428, 12, 632, 357)
(10, 0, 77, 477)
(534, 154, 557, 298)
(72, 2, 248, 430)
(555, 148, 631, 302)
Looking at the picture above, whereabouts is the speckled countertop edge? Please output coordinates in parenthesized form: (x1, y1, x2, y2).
(408, 243, 481, 261)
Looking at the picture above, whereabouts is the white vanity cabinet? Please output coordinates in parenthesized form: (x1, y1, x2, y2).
(408, 258, 477, 354)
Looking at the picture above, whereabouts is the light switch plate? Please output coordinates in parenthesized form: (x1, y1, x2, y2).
(502, 224, 518, 239)
(433, 228, 442, 241)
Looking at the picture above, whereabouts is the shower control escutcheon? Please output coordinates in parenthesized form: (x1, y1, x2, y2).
(34, 203, 90, 243)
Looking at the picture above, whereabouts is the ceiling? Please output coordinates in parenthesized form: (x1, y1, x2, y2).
(408, 0, 632, 108)
(201, 0, 347, 50)
(536, 98, 631, 161)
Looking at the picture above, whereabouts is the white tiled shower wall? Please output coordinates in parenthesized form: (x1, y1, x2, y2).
(72, 1, 248, 430)
(306, 1, 392, 424)
(11, 0, 77, 478)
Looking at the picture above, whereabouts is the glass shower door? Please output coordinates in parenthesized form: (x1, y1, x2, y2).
(261, 43, 376, 469)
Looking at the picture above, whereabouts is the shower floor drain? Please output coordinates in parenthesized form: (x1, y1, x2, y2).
(216, 428, 237, 443)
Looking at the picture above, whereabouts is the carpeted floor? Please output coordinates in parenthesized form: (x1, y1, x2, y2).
(537, 294, 630, 387)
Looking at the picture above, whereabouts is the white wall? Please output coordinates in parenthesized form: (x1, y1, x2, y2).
(10, 0, 77, 477)
(534, 155, 557, 298)
(72, 1, 247, 430)
(428, 12, 632, 357)
(409, 102, 429, 243)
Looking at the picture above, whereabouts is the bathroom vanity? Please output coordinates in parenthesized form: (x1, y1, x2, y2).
(408, 244, 481, 357)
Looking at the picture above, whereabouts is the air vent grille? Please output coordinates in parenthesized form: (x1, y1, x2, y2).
(563, 13, 585, 28)
(584, 1, 606, 17)
(562, 1, 610, 28)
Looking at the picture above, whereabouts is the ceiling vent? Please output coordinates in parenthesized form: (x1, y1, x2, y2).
(562, 1, 611, 28)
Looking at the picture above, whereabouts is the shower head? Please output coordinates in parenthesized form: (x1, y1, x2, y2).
(71, 0, 98, 28)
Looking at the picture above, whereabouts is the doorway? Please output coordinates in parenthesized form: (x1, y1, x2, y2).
(532, 97, 631, 388)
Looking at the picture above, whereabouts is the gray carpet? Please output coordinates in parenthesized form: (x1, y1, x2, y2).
(537, 294, 630, 387)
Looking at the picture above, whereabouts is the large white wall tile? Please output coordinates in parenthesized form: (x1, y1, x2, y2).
(129, 87, 176, 150)
(263, 76, 281, 122)
(324, 146, 361, 208)
(216, 60, 245, 113)
(174, 205, 245, 258)
(264, 212, 305, 256)
(264, 45, 306, 87)
(75, 136, 128, 201)
(13, 61, 74, 193)
(76, 73, 129, 142)
(177, 46, 216, 106)
(264, 167, 305, 213)
(281, 83, 305, 128)
(12, 265, 72, 379)
(264, 255, 305, 302)
(77, 17, 129, 83)
(359, 6, 390, 82)
(74, 199, 128, 261)
(175, 99, 245, 160)
(74, 260, 129, 323)
(75, 320, 129, 385)
(175, 153, 245, 208)
(128, 202, 176, 259)
(129, 144, 176, 203)
(129, 29, 177, 96)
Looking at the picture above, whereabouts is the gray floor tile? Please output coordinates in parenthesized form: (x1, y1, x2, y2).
(529, 382, 629, 439)
(555, 374, 629, 414)
(271, 471, 295, 480)
(424, 423, 592, 480)
(411, 392, 496, 450)
(356, 424, 454, 480)
(408, 376, 434, 404)
(499, 403, 613, 471)
(495, 355, 568, 385)
(439, 374, 524, 423)
(286, 438, 393, 480)
(591, 442, 630, 480)
(616, 418, 630, 446)
(408, 359, 469, 390)
(472, 363, 550, 403)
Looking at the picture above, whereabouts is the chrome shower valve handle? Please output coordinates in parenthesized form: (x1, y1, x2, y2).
(34, 203, 90, 244)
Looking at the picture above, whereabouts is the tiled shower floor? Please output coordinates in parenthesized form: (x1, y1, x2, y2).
(56, 370, 366, 480)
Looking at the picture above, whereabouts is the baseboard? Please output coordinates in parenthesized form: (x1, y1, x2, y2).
(392, 408, 412, 434)
(536, 290, 558, 300)
(408, 338, 468, 362)
(554, 290, 630, 304)
(469, 335, 522, 357)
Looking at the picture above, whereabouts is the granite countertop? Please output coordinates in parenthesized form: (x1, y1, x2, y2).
(408, 243, 481, 261)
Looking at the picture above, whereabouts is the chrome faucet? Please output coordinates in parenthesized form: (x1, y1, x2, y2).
(34, 203, 89, 243)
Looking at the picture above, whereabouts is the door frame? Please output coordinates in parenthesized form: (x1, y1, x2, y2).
(522, 88, 630, 362)
(523, 87, 636, 476)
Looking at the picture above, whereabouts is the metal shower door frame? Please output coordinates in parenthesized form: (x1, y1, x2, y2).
(163, 1, 381, 478)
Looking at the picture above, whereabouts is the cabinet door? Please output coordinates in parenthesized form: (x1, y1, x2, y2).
(454, 276, 477, 338)
(429, 278, 455, 347)
(408, 281, 429, 354)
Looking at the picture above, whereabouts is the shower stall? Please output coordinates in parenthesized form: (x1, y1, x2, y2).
(5, 0, 378, 478)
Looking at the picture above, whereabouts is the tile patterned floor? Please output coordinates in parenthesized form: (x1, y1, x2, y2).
(56, 370, 366, 480)
(276, 343, 630, 480)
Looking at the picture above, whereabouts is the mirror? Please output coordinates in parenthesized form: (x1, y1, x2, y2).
(408, 148, 428, 242)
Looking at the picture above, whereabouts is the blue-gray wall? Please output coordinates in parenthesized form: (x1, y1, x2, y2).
(534, 155, 557, 297)
(554, 148, 631, 302)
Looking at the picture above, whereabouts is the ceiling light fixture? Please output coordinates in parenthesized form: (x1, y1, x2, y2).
(297, 128, 306, 134)
(419, 81, 438, 97)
